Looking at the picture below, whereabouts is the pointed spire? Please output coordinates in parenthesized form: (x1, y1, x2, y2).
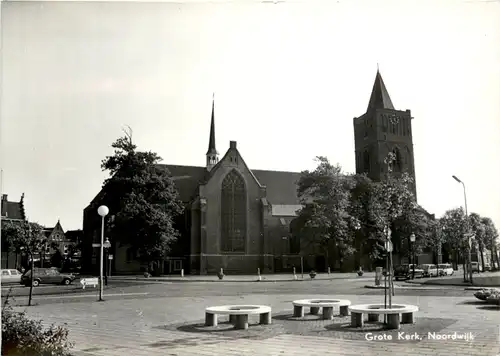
(367, 69, 395, 112)
(206, 93, 217, 155)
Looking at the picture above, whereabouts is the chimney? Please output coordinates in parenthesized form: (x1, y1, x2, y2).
(2, 194, 7, 201)
(230, 141, 237, 149)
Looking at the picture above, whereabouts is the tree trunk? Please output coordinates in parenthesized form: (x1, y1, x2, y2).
(28, 254, 34, 307)
(324, 247, 329, 273)
(479, 244, 485, 272)
(15, 252, 18, 270)
(491, 246, 496, 269)
(495, 246, 500, 268)
(5, 250, 9, 269)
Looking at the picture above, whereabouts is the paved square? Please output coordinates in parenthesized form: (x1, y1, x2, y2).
(14, 292, 500, 356)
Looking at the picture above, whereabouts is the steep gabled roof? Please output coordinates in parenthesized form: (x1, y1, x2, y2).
(159, 164, 300, 206)
(159, 164, 207, 202)
(367, 70, 395, 112)
(252, 169, 301, 205)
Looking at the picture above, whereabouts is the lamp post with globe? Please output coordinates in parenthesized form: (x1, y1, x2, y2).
(97, 205, 109, 301)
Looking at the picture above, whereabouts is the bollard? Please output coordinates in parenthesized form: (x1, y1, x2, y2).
(327, 267, 331, 274)
(180, 269, 184, 277)
(220, 268, 224, 275)
(257, 268, 262, 281)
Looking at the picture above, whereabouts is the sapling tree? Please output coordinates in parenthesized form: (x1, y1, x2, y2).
(2, 220, 46, 306)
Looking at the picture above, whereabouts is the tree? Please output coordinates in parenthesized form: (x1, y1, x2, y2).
(469, 213, 486, 271)
(348, 174, 387, 267)
(1, 221, 17, 268)
(50, 249, 64, 269)
(100, 134, 184, 272)
(482, 217, 499, 270)
(439, 207, 468, 278)
(295, 157, 355, 271)
(393, 206, 433, 263)
(374, 153, 416, 230)
(3, 220, 46, 306)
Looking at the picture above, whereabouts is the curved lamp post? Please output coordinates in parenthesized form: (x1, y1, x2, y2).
(452, 175, 472, 284)
(97, 205, 109, 301)
(409, 233, 416, 279)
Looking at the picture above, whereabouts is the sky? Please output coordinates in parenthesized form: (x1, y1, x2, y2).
(1, 0, 499, 233)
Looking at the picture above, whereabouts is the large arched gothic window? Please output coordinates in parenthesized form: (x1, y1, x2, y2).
(221, 170, 246, 253)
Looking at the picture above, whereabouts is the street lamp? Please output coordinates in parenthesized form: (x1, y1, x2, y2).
(410, 233, 416, 279)
(452, 175, 472, 284)
(97, 205, 109, 301)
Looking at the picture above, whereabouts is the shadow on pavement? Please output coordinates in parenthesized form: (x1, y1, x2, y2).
(457, 300, 489, 305)
(272, 313, 347, 322)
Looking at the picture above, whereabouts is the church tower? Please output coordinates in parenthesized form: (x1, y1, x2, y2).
(353, 69, 417, 198)
(206, 94, 219, 172)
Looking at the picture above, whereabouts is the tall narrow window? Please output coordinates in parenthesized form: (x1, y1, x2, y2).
(363, 150, 370, 173)
(393, 148, 403, 172)
(221, 170, 246, 253)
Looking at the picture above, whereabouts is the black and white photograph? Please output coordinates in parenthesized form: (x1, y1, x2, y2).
(1, 1, 499, 355)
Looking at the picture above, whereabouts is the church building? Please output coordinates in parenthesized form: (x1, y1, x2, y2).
(82, 70, 428, 275)
(82, 97, 304, 275)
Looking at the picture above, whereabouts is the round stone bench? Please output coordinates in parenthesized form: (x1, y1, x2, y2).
(205, 305, 272, 330)
(349, 304, 419, 330)
(292, 299, 351, 320)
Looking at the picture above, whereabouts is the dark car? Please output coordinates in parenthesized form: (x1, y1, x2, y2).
(394, 264, 424, 280)
(21, 268, 76, 287)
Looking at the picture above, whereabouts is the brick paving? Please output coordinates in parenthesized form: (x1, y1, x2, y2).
(16, 293, 500, 356)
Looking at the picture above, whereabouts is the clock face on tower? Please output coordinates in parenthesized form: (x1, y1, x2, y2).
(380, 113, 403, 126)
(389, 114, 400, 125)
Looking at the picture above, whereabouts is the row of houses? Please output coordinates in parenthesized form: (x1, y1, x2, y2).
(1, 194, 82, 271)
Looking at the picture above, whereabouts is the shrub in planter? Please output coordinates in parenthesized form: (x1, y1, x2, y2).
(217, 271, 224, 280)
(309, 271, 317, 279)
(2, 305, 74, 356)
(357, 267, 364, 276)
(486, 290, 500, 305)
(474, 288, 499, 301)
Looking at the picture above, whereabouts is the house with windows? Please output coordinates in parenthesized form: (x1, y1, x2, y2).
(36, 221, 80, 268)
(1, 193, 26, 269)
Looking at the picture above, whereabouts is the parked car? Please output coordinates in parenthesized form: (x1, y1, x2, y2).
(437, 263, 454, 276)
(20, 268, 76, 287)
(421, 264, 439, 277)
(1, 269, 22, 284)
(394, 264, 424, 280)
(471, 262, 481, 273)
